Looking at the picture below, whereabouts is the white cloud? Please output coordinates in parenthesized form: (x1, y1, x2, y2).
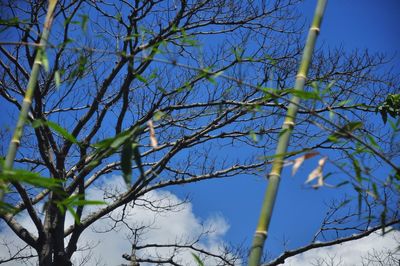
(283, 229, 400, 266)
(0, 176, 235, 265)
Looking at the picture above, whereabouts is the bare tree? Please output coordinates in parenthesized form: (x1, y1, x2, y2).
(0, 0, 399, 265)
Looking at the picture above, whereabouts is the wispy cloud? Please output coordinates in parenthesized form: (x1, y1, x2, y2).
(0, 176, 234, 265)
(283, 229, 400, 266)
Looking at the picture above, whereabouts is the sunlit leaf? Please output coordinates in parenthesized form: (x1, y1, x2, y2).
(292, 152, 319, 176)
(249, 131, 258, 143)
(306, 156, 327, 188)
(54, 70, 61, 88)
(153, 110, 165, 121)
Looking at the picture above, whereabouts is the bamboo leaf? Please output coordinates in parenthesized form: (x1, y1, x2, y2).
(367, 135, 380, 149)
(111, 131, 134, 149)
(323, 80, 336, 93)
(328, 121, 363, 140)
(249, 131, 258, 142)
(33, 119, 79, 144)
(47, 121, 78, 144)
(329, 110, 335, 120)
(292, 155, 304, 176)
(72, 199, 105, 206)
(54, 70, 61, 88)
(153, 110, 165, 121)
(79, 14, 89, 32)
(191, 253, 205, 266)
(135, 74, 148, 84)
(337, 99, 352, 106)
(121, 141, 133, 186)
(67, 205, 79, 223)
(0, 17, 20, 32)
(292, 152, 319, 176)
(306, 157, 327, 188)
(133, 143, 144, 178)
(1, 169, 60, 189)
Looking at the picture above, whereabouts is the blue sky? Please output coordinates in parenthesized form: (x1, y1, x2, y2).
(0, 1, 399, 265)
(168, 0, 400, 261)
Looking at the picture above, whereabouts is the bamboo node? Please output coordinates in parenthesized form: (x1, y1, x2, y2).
(11, 139, 21, 145)
(296, 73, 307, 80)
(255, 230, 267, 237)
(268, 172, 281, 178)
(23, 97, 32, 104)
(283, 120, 295, 127)
(310, 27, 320, 34)
(34, 59, 42, 65)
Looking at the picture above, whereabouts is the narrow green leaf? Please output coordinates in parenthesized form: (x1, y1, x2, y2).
(380, 110, 388, 124)
(46, 121, 79, 144)
(153, 110, 165, 121)
(54, 70, 61, 88)
(110, 131, 132, 149)
(337, 99, 352, 106)
(372, 183, 379, 199)
(191, 253, 205, 266)
(132, 143, 144, 177)
(249, 131, 258, 142)
(79, 14, 89, 32)
(333, 180, 349, 188)
(367, 135, 380, 149)
(324, 80, 336, 92)
(121, 141, 133, 186)
(1, 169, 60, 189)
(351, 157, 362, 183)
(72, 200, 105, 206)
(66, 205, 80, 223)
(32, 119, 79, 144)
(330, 121, 363, 140)
(135, 74, 148, 84)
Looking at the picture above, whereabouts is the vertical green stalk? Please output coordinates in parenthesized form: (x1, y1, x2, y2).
(248, 1, 327, 265)
(1, 0, 58, 201)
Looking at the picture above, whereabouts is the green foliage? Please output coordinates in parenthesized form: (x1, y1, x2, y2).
(327, 121, 363, 142)
(191, 253, 205, 266)
(0, 17, 22, 32)
(92, 126, 145, 186)
(32, 119, 79, 145)
(69, 54, 88, 81)
(376, 94, 400, 124)
(0, 168, 61, 190)
(54, 70, 61, 88)
(153, 110, 166, 121)
(121, 141, 133, 185)
(56, 194, 104, 223)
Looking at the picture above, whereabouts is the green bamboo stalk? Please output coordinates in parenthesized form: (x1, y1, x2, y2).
(248, 1, 327, 265)
(0, 0, 58, 202)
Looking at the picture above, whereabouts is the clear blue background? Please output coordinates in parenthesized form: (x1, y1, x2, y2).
(169, 0, 400, 260)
